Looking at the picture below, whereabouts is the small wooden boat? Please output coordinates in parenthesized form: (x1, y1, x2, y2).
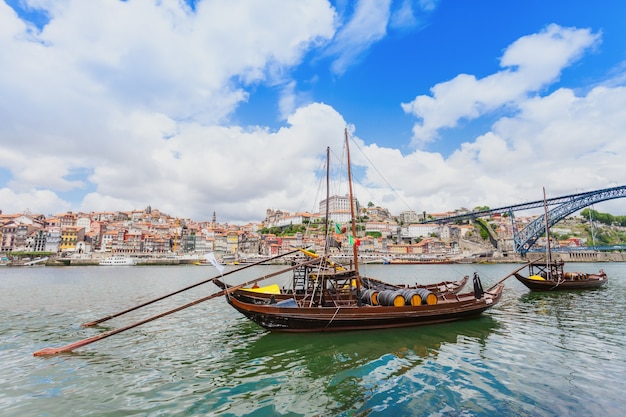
(513, 188, 608, 292)
(514, 260, 607, 291)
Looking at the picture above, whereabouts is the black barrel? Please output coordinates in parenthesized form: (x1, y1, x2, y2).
(360, 289, 379, 306)
(377, 290, 405, 307)
(400, 289, 422, 306)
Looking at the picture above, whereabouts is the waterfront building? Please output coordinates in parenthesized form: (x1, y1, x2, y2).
(101, 230, 117, 251)
(1, 220, 42, 252)
(56, 212, 77, 228)
(365, 221, 397, 237)
(361, 205, 392, 222)
(319, 194, 358, 225)
(398, 210, 420, 224)
(27, 229, 47, 252)
(76, 216, 91, 233)
(1, 221, 18, 252)
(264, 210, 312, 229)
(60, 226, 85, 253)
(401, 223, 440, 239)
(45, 227, 61, 253)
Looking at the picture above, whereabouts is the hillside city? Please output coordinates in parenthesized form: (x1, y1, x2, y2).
(1, 194, 623, 265)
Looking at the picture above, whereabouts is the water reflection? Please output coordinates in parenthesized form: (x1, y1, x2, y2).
(207, 317, 499, 416)
(3, 265, 625, 417)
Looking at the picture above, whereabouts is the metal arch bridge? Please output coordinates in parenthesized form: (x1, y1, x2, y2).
(423, 185, 626, 256)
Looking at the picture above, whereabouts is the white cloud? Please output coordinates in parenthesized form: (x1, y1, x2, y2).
(325, 0, 438, 73)
(2, 1, 626, 226)
(0, 188, 71, 216)
(325, 0, 392, 75)
(356, 83, 626, 216)
(0, 0, 337, 222)
(80, 102, 347, 221)
(389, 0, 416, 30)
(401, 24, 601, 147)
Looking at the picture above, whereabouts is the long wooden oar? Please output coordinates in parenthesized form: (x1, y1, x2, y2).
(33, 257, 322, 356)
(81, 249, 302, 327)
(486, 260, 536, 291)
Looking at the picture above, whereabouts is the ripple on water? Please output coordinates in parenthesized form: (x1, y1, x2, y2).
(1, 265, 625, 416)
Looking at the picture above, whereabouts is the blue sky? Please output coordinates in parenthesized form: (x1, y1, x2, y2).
(1, 0, 626, 222)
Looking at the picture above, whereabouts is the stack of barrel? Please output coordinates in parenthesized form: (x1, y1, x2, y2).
(360, 288, 437, 306)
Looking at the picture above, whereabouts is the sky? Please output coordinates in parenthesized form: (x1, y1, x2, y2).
(1, 0, 626, 223)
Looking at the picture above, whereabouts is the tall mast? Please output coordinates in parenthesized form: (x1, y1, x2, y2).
(543, 187, 553, 278)
(345, 128, 359, 277)
(323, 146, 330, 255)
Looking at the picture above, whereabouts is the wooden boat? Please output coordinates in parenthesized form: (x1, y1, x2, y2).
(514, 259, 607, 291)
(513, 188, 608, 292)
(227, 285, 503, 332)
(222, 129, 506, 332)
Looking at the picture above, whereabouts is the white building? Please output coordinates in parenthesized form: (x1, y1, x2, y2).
(76, 216, 92, 233)
(402, 223, 440, 239)
(365, 221, 397, 236)
(319, 194, 358, 225)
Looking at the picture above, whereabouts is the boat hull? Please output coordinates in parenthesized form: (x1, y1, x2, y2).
(514, 273, 607, 291)
(226, 285, 503, 332)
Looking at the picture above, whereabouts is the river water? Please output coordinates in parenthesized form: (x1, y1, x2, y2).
(1, 262, 624, 416)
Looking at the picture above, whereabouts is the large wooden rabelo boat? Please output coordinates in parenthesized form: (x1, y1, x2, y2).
(222, 129, 506, 332)
(513, 188, 608, 292)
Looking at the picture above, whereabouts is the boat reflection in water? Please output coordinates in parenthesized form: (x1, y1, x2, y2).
(209, 316, 500, 416)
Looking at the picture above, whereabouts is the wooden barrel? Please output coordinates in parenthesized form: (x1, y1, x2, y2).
(414, 288, 438, 305)
(360, 289, 379, 306)
(377, 290, 405, 307)
(400, 289, 422, 306)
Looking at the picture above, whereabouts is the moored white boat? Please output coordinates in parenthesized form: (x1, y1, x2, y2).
(99, 255, 137, 266)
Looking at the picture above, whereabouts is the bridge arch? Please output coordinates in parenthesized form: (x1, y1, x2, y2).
(514, 186, 626, 255)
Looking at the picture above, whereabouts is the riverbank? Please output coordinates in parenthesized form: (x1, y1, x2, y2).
(2, 249, 626, 267)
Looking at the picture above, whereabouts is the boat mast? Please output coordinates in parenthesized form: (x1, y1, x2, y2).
(309, 146, 331, 307)
(345, 128, 360, 279)
(543, 187, 553, 279)
(589, 205, 596, 249)
(323, 146, 331, 255)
